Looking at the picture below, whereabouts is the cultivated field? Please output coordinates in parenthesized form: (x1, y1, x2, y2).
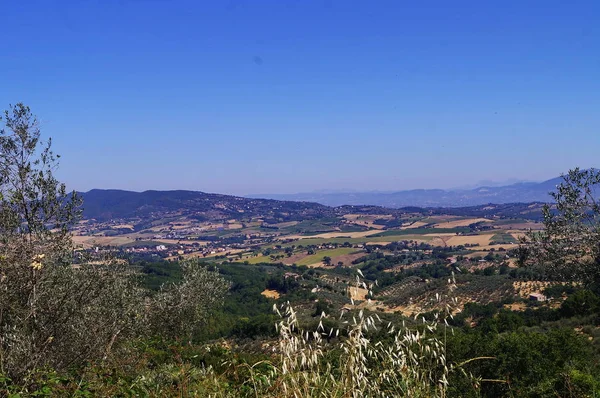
(432, 218, 492, 228)
(292, 248, 359, 267)
(261, 289, 281, 299)
(342, 214, 390, 230)
(401, 221, 429, 229)
(284, 230, 380, 240)
(72, 235, 137, 247)
(443, 233, 495, 246)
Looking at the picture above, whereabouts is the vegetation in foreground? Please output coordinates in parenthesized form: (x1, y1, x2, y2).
(1, 104, 600, 396)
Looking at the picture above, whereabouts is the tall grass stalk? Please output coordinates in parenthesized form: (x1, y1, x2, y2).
(239, 272, 469, 398)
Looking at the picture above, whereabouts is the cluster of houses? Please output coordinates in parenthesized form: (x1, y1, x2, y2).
(121, 243, 236, 260)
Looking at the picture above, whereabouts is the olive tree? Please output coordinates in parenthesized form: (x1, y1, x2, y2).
(146, 260, 230, 343)
(0, 104, 143, 378)
(519, 168, 600, 288)
(0, 104, 230, 380)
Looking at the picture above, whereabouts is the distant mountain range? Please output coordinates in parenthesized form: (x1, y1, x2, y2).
(76, 176, 565, 222)
(77, 189, 550, 223)
(248, 177, 564, 208)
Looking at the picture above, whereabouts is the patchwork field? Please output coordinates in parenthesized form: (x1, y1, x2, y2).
(342, 214, 391, 230)
(420, 216, 463, 223)
(280, 234, 436, 248)
(432, 218, 492, 228)
(401, 221, 429, 229)
(111, 224, 135, 230)
(284, 230, 380, 240)
(443, 233, 495, 246)
(292, 248, 360, 267)
(75, 209, 544, 267)
(72, 235, 137, 247)
(490, 232, 517, 244)
(165, 249, 246, 261)
(270, 221, 299, 228)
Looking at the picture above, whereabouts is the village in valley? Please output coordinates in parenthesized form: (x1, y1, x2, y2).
(71, 193, 555, 314)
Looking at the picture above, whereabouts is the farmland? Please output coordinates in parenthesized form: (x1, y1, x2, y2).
(292, 247, 359, 266)
(73, 199, 547, 270)
(72, 195, 555, 317)
(20, 184, 600, 397)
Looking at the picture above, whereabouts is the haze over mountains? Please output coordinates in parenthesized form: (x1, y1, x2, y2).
(77, 176, 568, 222)
(249, 176, 564, 208)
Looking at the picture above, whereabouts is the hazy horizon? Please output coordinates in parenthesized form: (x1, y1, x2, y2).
(3, 1, 599, 195)
(77, 174, 559, 197)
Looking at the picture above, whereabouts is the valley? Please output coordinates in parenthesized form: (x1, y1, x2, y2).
(73, 190, 543, 269)
(73, 190, 553, 319)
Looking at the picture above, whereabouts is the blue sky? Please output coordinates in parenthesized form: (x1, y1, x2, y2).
(1, 0, 599, 195)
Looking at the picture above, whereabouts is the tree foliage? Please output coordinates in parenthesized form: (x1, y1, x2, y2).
(0, 104, 229, 380)
(520, 168, 600, 287)
(0, 104, 145, 378)
(146, 260, 230, 342)
(0, 103, 81, 263)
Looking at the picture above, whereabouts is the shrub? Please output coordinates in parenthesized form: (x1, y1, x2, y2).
(0, 105, 230, 381)
(559, 290, 600, 318)
(145, 259, 230, 342)
(0, 104, 144, 379)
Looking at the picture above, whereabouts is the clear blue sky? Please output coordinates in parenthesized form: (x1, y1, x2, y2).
(2, 0, 599, 195)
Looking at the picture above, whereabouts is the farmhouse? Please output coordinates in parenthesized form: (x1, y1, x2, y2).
(529, 293, 547, 302)
(284, 272, 300, 280)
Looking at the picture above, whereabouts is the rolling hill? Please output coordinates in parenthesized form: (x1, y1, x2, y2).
(249, 177, 563, 207)
(78, 189, 549, 224)
(79, 189, 333, 221)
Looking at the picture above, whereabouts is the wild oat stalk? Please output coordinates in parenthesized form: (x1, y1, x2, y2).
(258, 272, 466, 398)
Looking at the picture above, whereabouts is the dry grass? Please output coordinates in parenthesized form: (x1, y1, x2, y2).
(430, 237, 449, 247)
(226, 223, 243, 229)
(342, 214, 391, 230)
(287, 248, 359, 267)
(366, 241, 391, 245)
(512, 281, 556, 298)
(433, 218, 492, 228)
(444, 233, 494, 247)
(384, 303, 429, 317)
(271, 221, 299, 228)
(463, 251, 489, 258)
(228, 273, 484, 398)
(282, 252, 309, 265)
(261, 289, 281, 299)
(63, 273, 488, 397)
(401, 221, 429, 229)
(263, 288, 455, 397)
(284, 250, 364, 268)
(504, 302, 528, 311)
(347, 286, 369, 301)
(72, 235, 136, 247)
(330, 252, 366, 267)
(111, 224, 134, 230)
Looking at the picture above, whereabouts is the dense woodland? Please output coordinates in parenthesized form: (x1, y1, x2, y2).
(2, 104, 600, 397)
